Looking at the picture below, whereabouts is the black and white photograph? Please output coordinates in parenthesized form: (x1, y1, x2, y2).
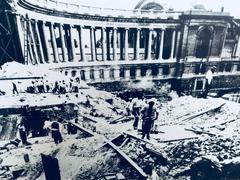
(0, 0, 240, 179)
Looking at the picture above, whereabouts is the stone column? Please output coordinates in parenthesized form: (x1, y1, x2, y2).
(49, 23, 59, 63)
(95, 69, 100, 81)
(124, 28, 129, 61)
(27, 27, 35, 65)
(42, 21, 51, 63)
(113, 28, 118, 61)
(34, 20, 45, 64)
(84, 69, 90, 81)
(125, 68, 130, 79)
(102, 27, 107, 61)
(232, 64, 238, 72)
(70, 25, 77, 62)
(104, 69, 110, 80)
(114, 67, 120, 80)
(147, 28, 153, 60)
(135, 28, 140, 60)
(21, 18, 29, 64)
(136, 68, 141, 78)
(16, 15, 24, 56)
(79, 26, 85, 62)
(175, 31, 181, 60)
(159, 29, 165, 60)
(90, 27, 96, 61)
(220, 27, 228, 58)
(234, 35, 240, 57)
(59, 24, 67, 62)
(28, 20, 40, 64)
(170, 30, 176, 59)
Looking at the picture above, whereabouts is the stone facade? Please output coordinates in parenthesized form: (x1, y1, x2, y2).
(0, 0, 240, 92)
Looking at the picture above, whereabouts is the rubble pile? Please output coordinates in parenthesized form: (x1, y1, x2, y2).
(162, 134, 240, 179)
(119, 138, 170, 179)
(156, 96, 226, 126)
(0, 115, 19, 140)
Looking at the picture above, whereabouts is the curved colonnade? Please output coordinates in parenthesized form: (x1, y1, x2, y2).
(14, 0, 184, 83)
(9, 0, 240, 93)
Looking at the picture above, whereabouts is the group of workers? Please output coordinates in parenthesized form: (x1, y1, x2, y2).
(27, 78, 81, 94)
(129, 66, 217, 140)
(12, 77, 81, 95)
(18, 118, 79, 145)
(17, 105, 79, 146)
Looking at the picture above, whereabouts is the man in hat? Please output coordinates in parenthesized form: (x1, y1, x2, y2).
(202, 66, 216, 98)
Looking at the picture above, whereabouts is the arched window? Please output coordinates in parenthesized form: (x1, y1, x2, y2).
(195, 27, 212, 58)
(151, 65, 159, 77)
(141, 66, 147, 76)
(71, 70, 76, 77)
(120, 67, 125, 78)
(65, 71, 68, 76)
(130, 66, 136, 79)
(90, 69, 95, 80)
(162, 29, 173, 59)
(80, 70, 85, 80)
(162, 65, 170, 75)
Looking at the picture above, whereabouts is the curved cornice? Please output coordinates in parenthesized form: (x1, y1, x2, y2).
(16, 0, 181, 24)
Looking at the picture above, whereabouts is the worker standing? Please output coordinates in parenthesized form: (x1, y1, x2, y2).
(18, 122, 27, 145)
(12, 81, 19, 95)
(51, 121, 63, 144)
(202, 66, 217, 98)
(141, 101, 158, 140)
(132, 102, 140, 130)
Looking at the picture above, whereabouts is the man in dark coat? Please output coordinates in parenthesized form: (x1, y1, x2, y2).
(12, 82, 19, 95)
(141, 101, 158, 140)
(132, 102, 140, 130)
(51, 121, 63, 144)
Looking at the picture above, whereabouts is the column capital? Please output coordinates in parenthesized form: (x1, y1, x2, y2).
(90, 26, 95, 29)
(46, 21, 53, 26)
(30, 19, 36, 23)
(137, 28, 141, 31)
(59, 23, 65, 28)
(125, 28, 129, 31)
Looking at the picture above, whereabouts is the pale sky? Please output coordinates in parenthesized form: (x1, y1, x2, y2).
(73, 0, 240, 18)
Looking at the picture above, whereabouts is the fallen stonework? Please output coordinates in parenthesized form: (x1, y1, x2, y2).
(0, 63, 239, 179)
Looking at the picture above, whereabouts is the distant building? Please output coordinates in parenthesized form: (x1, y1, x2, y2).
(0, 0, 240, 93)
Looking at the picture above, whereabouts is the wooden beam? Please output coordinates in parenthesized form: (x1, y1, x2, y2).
(106, 140, 148, 179)
(71, 122, 95, 137)
(181, 103, 225, 121)
(71, 123, 147, 179)
(184, 128, 216, 136)
(109, 116, 125, 124)
(157, 136, 199, 143)
(209, 118, 238, 128)
(98, 134, 125, 149)
(82, 115, 98, 123)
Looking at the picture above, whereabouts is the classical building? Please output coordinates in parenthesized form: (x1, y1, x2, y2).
(0, 0, 240, 93)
